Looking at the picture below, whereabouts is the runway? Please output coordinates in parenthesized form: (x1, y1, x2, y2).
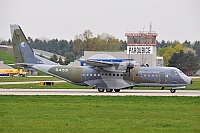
(0, 89, 199, 96)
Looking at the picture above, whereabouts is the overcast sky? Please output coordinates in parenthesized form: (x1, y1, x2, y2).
(1, 0, 200, 42)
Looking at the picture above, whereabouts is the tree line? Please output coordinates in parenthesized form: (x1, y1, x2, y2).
(28, 30, 126, 65)
(157, 40, 200, 75)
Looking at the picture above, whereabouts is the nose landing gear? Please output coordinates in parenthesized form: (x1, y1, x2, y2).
(170, 89, 176, 93)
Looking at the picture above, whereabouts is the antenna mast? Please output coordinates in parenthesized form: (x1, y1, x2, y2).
(149, 22, 152, 33)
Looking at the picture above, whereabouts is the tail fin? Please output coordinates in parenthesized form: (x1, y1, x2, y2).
(10, 24, 42, 64)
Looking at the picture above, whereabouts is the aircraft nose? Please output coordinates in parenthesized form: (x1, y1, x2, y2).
(183, 76, 192, 85)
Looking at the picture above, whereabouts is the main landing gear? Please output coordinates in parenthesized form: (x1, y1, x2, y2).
(97, 89, 121, 92)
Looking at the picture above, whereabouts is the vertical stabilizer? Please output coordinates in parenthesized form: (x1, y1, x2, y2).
(10, 24, 42, 64)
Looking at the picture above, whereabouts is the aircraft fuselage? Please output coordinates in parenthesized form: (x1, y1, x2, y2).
(34, 65, 192, 91)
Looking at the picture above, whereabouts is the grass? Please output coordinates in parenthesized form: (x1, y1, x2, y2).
(0, 96, 199, 133)
(0, 50, 14, 64)
(37, 70, 48, 76)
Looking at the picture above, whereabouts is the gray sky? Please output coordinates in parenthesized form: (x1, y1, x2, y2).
(1, 0, 200, 42)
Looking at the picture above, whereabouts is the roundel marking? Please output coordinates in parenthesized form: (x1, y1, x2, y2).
(21, 42, 26, 47)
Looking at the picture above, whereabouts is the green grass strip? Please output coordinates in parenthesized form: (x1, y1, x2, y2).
(0, 96, 199, 133)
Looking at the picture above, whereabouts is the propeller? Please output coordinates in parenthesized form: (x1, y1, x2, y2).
(126, 54, 134, 75)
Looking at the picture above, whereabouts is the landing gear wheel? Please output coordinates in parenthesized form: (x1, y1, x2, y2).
(98, 88, 104, 92)
(170, 89, 176, 93)
(106, 89, 113, 92)
(114, 89, 121, 92)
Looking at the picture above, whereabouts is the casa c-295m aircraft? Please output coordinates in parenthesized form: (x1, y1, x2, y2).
(10, 24, 192, 93)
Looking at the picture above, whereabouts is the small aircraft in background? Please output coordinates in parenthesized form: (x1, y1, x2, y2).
(10, 24, 192, 93)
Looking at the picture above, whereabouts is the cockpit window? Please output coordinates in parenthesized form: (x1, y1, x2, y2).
(174, 71, 178, 76)
(170, 70, 179, 76)
(178, 70, 184, 74)
(171, 68, 186, 76)
(178, 70, 186, 76)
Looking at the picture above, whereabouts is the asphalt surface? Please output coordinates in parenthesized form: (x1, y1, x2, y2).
(0, 81, 65, 85)
(0, 89, 199, 96)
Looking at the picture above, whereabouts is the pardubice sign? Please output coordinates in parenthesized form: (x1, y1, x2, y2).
(127, 46, 153, 54)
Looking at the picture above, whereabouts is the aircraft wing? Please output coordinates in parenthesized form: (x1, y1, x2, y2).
(79, 59, 114, 67)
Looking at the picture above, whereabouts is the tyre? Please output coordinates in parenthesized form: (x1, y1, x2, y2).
(98, 88, 104, 92)
(170, 89, 176, 93)
(114, 89, 120, 92)
(106, 89, 113, 92)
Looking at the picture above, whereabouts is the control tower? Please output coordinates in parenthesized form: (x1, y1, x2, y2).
(125, 31, 158, 66)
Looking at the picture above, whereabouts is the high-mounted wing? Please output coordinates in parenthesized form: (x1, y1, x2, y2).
(79, 59, 128, 72)
(79, 59, 114, 67)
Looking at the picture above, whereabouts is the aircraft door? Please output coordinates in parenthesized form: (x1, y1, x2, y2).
(73, 68, 82, 83)
(132, 67, 136, 81)
(159, 73, 166, 84)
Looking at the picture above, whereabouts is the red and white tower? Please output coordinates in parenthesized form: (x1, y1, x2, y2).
(125, 31, 158, 66)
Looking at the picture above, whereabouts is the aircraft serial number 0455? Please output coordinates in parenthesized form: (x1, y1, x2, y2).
(55, 68, 68, 72)
(127, 46, 153, 54)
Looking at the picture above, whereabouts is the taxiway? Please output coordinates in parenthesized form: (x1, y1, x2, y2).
(0, 89, 199, 96)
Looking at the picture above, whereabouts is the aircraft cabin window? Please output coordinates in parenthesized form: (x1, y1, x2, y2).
(136, 74, 139, 77)
(109, 74, 111, 76)
(148, 74, 150, 77)
(86, 74, 89, 76)
(98, 74, 100, 76)
(105, 74, 108, 76)
(152, 74, 154, 77)
(113, 74, 115, 76)
(90, 74, 92, 76)
(121, 74, 123, 77)
(117, 74, 119, 76)
(144, 74, 146, 77)
(174, 71, 178, 76)
(94, 74, 96, 76)
(169, 72, 172, 76)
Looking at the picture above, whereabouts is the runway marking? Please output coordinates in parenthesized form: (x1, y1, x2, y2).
(0, 89, 199, 96)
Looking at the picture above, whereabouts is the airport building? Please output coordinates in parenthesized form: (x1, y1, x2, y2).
(125, 32, 158, 66)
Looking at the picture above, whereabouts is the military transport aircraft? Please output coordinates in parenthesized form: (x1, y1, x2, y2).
(10, 24, 192, 93)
